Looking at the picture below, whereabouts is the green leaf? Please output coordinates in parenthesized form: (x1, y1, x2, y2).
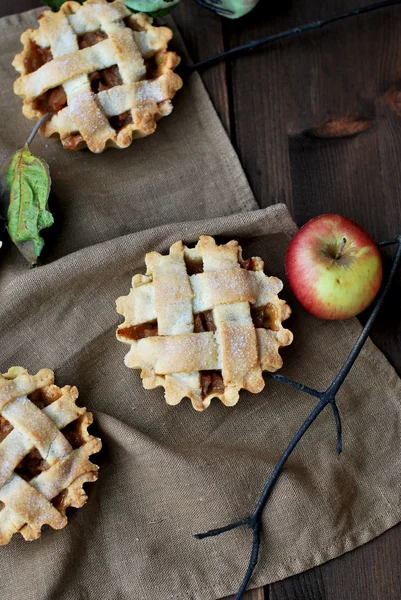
(201, 0, 260, 19)
(41, 0, 85, 11)
(4, 144, 53, 265)
(123, 0, 180, 18)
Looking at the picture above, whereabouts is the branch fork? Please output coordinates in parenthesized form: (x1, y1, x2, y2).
(194, 236, 401, 600)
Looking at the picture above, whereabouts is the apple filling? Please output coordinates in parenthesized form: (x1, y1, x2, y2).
(184, 256, 204, 275)
(0, 416, 13, 443)
(251, 303, 280, 331)
(118, 322, 159, 340)
(33, 86, 67, 114)
(78, 31, 108, 49)
(14, 448, 49, 481)
(90, 65, 122, 93)
(194, 310, 216, 333)
(194, 311, 222, 397)
(25, 41, 67, 115)
(201, 371, 225, 397)
(24, 40, 52, 74)
(242, 257, 258, 271)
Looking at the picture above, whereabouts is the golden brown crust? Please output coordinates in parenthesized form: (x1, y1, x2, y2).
(116, 236, 293, 411)
(12, 0, 182, 152)
(0, 367, 101, 545)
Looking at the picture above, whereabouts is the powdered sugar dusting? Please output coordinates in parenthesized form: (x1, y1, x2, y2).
(136, 81, 164, 104)
(0, 371, 101, 543)
(117, 235, 293, 410)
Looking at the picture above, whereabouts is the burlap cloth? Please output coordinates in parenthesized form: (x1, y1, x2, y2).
(1, 8, 401, 600)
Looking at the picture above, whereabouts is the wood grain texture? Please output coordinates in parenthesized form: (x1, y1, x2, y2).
(174, 1, 230, 132)
(1, 0, 39, 16)
(225, 589, 265, 600)
(270, 524, 401, 600)
(223, 3, 401, 598)
(2, 1, 401, 600)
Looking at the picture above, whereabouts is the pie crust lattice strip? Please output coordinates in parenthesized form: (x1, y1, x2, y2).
(116, 235, 293, 411)
(12, 0, 183, 152)
(0, 367, 101, 545)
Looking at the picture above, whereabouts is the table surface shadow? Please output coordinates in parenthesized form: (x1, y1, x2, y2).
(2, 1, 401, 600)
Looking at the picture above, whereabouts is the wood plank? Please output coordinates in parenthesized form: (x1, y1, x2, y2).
(222, 0, 307, 209)
(225, 588, 265, 600)
(0, 0, 40, 15)
(270, 523, 401, 599)
(167, 2, 231, 134)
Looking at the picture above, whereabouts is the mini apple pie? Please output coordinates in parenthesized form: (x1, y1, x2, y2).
(0, 367, 101, 545)
(116, 235, 293, 411)
(12, 0, 183, 152)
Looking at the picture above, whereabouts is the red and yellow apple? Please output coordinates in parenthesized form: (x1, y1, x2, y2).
(285, 214, 382, 320)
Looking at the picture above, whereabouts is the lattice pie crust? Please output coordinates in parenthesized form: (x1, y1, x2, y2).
(0, 367, 101, 545)
(116, 236, 293, 411)
(12, 0, 183, 152)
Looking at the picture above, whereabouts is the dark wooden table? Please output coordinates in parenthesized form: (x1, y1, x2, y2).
(4, 1, 401, 599)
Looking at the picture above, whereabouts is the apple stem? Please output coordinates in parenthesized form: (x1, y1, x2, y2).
(335, 237, 347, 260)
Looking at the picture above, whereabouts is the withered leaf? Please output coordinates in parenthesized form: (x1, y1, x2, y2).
(304, 116, 375, 139)
(381, 88, 401, 116)
(4, 144, 53, 265)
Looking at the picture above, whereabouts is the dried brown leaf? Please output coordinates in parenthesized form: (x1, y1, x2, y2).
(303, 116, 375, 139)
(381, 88, 401, 116)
